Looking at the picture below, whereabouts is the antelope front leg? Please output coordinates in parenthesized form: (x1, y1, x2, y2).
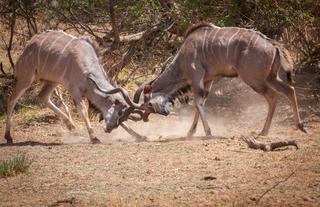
(194, 96, 212, 136)
(192, 72, 212, 137)
(75, 99, 101, 144)
(187, 110, 200, 137)
(120, 123, 147, 142)
(187, 80, 213, 137)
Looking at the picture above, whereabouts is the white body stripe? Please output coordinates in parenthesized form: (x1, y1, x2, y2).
(41, 34, 65, 72)
(247, 33, 257, 48)
(264, 39, 267, 50)
(209, 28, 220, 57)
(219, 29, 228, 41)
(202, 29, 208, 55)
(60, 55, 72, 80)
(211, 28, 220, 43)
(52, 37, 76, 70)
(194, 40, 198, 59)
(217, 29, 228, 51)
(206, 29, 215, 58)
(234, 29, 246, 53)
(226, 28, 240, 58)
(251, 34, 260, 47)
(37, 35, 50, 69)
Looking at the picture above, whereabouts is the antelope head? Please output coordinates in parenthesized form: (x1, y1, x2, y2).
(141, 84, 170, 121)
(88, 77, 146, 133)
(133, 57, 174, 121)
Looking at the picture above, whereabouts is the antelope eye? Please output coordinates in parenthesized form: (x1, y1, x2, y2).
(118, 110, 123, 116)
(148, 102, 152, 107)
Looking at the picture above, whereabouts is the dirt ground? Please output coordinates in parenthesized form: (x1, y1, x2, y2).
(0, 73, 320, 207)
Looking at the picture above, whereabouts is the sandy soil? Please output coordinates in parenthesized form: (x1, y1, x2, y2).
(0, 73, 320, 207)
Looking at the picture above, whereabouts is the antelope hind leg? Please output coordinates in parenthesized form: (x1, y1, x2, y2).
(5, 77, 35, 143)
(268, 78, 307, 134)
(39, 81, 75, 130)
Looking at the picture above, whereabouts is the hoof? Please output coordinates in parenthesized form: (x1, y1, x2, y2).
(142, 112, 150, 122)
(5, 132, 13, 144)
(258, 132, 267, 137)
(258, 130, 268, 137)
(64, 120, 75, 131)
(187, 130, 196, 137)
(204, 134, 214, 139)
(298, 123, 308, 134)
(205, 130, 212, 137)
(67, 123, 76, 131)
(91, 137, 102, 144)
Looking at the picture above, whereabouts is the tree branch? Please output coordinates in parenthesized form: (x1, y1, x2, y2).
(0, 62, 5, 75)
(108, 0, 120, 50)
(241, 136, 299, 151)
(111, 41, 137, 79)
(7, 11, 16, 71)
(68, 9, 102, 42)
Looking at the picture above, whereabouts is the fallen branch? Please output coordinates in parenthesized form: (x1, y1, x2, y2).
(49, 197, 76, 207)
(241, 136, 299, 151)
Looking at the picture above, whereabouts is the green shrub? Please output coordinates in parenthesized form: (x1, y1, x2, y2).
(0, 152, 34, 177)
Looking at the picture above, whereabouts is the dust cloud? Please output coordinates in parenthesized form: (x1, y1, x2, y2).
(59, 78, 291, 144)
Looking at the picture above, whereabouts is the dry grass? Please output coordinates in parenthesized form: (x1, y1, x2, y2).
(0, 152, 33, 177)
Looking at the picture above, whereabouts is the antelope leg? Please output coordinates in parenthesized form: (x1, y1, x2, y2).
(259, 86, 278, 136)
(187, 80, 213, 137)
(268, 78, 307, 133)
(74, 98, 101, 144)
(5, 77, 35, 143)
(39, 81, 75, 130)
(120, 123, 147, 142)
(191, 69, 212, 137)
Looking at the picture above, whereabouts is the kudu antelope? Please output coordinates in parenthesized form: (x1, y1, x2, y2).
(5, 30, 146, 144)
(134, 22, 307, 137)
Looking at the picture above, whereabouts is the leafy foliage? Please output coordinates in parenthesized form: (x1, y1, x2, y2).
(0, 0, 318, 78)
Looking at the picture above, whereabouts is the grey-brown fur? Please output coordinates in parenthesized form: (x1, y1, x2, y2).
(135, 22, 307, 136)
(5, 30, 145, 144)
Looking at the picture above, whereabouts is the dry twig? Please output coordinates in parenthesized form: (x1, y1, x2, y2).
(241, 136, 299, 151)
(255, 171, 295, 204)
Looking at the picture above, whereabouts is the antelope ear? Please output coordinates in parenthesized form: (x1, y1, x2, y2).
(143, 84, 152, 94)
(143, 84, 152, 103)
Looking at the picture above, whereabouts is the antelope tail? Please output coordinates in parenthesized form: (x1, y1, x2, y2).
(277, 47, 295, 84)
